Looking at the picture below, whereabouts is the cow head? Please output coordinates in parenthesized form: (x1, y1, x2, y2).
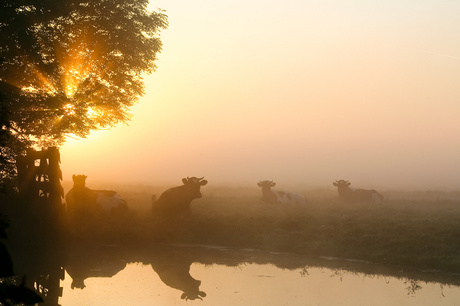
(257, 180, 276, 190)
(72, 174, 87, 189)
(257, 180, 279, 204)
(180, 279, 207, 301)
(182, 177, 208, 199)
(333, 180, 351, 189)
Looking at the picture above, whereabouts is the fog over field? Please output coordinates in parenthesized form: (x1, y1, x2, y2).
(60, 0, 460, 190)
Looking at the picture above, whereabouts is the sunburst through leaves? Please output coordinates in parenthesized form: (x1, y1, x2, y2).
(0, 0, 168, 145)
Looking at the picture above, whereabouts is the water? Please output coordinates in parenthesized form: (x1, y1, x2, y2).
(58, 261, 460, 306)
(9, 244, 457, 306)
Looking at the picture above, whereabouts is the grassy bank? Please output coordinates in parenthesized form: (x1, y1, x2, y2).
(63, 186, 460, 274)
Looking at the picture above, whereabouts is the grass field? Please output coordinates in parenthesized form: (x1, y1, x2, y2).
(62, 184, 460, 274)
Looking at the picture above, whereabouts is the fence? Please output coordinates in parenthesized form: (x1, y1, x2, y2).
(16, 146, 64, 206)
(14, 146, 65, 305)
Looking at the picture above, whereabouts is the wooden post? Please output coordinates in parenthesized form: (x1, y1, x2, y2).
(16, 147, 64, 212)
(13, 147, 65, 303)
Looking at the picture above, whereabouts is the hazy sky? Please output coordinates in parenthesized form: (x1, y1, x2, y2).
(60, 0, 460, 190)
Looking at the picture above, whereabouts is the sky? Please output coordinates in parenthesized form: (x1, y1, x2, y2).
(60, 0, 460, 190)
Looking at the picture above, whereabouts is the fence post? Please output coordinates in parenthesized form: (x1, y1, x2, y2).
(16, 147, 64, 213)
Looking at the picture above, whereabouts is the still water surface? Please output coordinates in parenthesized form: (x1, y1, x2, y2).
(56, 246, 459, 306)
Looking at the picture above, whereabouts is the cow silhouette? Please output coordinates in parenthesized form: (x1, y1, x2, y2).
(333, 180, 383, 203)
(152, 177, 208, 219)
(257, 180, 307, 204)
(65, 175, 127, 217)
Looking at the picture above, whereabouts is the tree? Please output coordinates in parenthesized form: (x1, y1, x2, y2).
(0, 0, 168, 184)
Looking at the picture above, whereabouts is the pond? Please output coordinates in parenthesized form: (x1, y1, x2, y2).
(58, 261, 460, 306)
(9, 244, 458, 306)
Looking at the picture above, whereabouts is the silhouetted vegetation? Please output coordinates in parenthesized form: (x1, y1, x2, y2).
(0, 1, 168, 189)
(0, 211, 45, 306)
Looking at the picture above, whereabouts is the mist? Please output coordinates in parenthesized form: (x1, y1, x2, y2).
(60, 0, 460, 191)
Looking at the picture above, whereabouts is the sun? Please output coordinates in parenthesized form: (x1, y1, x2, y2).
(12, 25, 109, 122)
(63, 103, 76, 116)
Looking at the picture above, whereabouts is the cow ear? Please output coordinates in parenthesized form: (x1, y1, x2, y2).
(199, 291, 206, 297)
(257, 182, 263, 187)
(346, 182, 351, 186)
(333, 182, 338, 186)
(182, 178, 188, 184)
(271, 182, 276, 187)
(200, 180, 208, 186)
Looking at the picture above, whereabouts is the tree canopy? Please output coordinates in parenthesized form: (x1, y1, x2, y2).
(0, 0, 168, 183)
(1, 0, 167, 143)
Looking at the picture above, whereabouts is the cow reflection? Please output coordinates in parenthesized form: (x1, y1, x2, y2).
(148, 248, 206, 301)
(65, 246, 126, 289)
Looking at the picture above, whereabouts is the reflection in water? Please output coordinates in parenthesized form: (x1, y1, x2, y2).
(146, 247, 206, 301)
(58, 260, 460, 306)
(59, 245, 459, 305)
(63, 244, 207, 301)
(3, 242, 460, 305)
(3, 240, 63, 305)
(404, 278, 423, 295)
(65, 246, 127, 289)
(0, 213, 45, 306)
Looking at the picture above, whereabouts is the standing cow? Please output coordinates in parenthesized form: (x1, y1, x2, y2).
(257, 180, 307, 205)
(333, 180, 383, 203)
(65, 175, 128, 216)
(152, 177, 208, 219)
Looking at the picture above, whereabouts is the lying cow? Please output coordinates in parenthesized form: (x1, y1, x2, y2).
(65, 175, 128, 216)
(152, 177, 208, 219)
(257, 180, 307, 205)
(333, 180, 383, 203)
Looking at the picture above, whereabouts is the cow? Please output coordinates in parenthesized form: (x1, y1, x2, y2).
(65, 175, 128, 216)
(332, 180, 383, 203)
(257, 180, 307, 205)
(151, 177, 208, 219)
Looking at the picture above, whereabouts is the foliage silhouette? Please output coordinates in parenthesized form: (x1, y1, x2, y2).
(0, 213, 44, 305)
(0, 0, 168, 185)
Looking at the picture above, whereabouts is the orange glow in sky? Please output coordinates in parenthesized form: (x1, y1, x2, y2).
(60, 0, 460, 190)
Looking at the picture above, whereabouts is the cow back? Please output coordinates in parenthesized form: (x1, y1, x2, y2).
(65, 186, 99, 214)
(95, 191, 128, 214)
(340, 188, 383, 203)
(276, 191, 307, 205)
(152, 185, 195, 217)
(260, 189, 278, 204)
